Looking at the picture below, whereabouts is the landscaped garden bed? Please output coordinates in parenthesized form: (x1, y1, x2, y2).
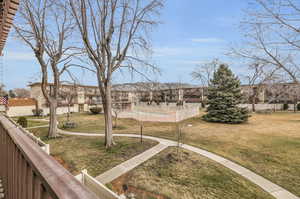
(29, 127, 158, 177)
(109, 147, 274, 199)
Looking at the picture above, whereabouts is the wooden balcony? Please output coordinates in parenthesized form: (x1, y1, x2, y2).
(0, 0, 20, 54)
(0, 114, 99, 199)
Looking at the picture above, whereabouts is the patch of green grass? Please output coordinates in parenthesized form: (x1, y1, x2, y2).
(119, 147, 274, 199)
(29, 127, 158, 177)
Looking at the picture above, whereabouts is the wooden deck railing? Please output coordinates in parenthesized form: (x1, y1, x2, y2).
(0, 114, 99, 199)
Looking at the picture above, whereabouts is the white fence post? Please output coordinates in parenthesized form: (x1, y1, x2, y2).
(44, 144, 50, 155)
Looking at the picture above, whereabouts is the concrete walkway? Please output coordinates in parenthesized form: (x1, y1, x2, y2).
(58, 130, 299, 199)
(96, 143, 169, 184)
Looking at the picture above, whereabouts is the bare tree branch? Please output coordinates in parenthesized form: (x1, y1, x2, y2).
(14, 0, 79, 138)
(69, 0, 164, 148)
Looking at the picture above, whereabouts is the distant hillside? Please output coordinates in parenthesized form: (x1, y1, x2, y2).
(112, 82, 198, 91)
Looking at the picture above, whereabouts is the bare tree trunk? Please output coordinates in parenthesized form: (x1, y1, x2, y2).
(48, 100, 58, 138)
(67, 104, 70, 121)
(14, 0, 77, 139)
(252, 93, 257, 112)
(102, 83, 114, 148)
(69, 0, 163, 148)
(252, 101, 256, 112)
(114, 112, 118, 128)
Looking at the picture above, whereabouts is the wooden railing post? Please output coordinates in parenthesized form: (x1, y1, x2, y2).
(0, 177, 4, 199)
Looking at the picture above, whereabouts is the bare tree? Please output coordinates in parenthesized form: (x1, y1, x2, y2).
(260, 71, 300, 112)
(191, 59, 220, 106)
(267, 80, 300, 112)
(14, 0, 78, 138)
(8, 90, 16, 98)
(112, 102, 124, 129)
(285, 83, 300, 112)
(191, 59, 220, 87)
(243, 62, 279, 111)
(60, 82, 78, 121)
(69, 0, 164, 148)
(231, 0, 300, 83)
(13, 88, 31, 98)
(0, 84, 7, 96)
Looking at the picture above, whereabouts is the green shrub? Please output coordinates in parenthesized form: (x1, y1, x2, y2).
(32, 109, 43, 116)
(17, 117, 28, 128)
(203, 64, 250, 124)
(297, 103, 300, 111)
(90, 107, 102, 114)
(62, 121, 77, 129)
(283, 103, 289, 111)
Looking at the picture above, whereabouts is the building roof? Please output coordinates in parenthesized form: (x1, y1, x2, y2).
(8, 98, 36, 107)
(0, 0, 20, 54)
(29, 82, 202, 93)
(28, 81, 300, 94)
(28, 82, 99, 89)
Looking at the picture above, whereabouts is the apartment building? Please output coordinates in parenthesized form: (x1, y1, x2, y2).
(25, 81, 300, 117)
(29, 82, 136, 114)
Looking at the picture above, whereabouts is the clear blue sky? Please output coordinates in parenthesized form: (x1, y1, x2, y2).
(3, 0, 249, 90)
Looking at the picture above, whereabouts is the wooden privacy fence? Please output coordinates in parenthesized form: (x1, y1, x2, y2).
(0, 114, 99, 199)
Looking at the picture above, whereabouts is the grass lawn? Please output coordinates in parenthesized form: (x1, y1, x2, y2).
(27, 120, 48, 127)
(58, 112, 300, 197)
(109, 147, 274, 199)
(29, 127, 157, 177)
(12, 117, 49, 128)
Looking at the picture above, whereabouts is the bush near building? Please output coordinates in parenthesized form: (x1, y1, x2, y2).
(203, 64, 250, 124)
(32, 109, 43, 117)
(17, 117, 28, 128)
(283, 103, 289, 111)
(90, 107, 102, 114)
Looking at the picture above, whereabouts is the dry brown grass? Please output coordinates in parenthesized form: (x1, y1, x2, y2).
(179, 112, 300, 197)
(117, 147, 274, 199)
(60, 112, 300, 197)
(29, 127, 157, 177)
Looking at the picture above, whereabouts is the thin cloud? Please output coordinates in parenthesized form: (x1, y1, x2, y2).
(191, 38, 225, 43)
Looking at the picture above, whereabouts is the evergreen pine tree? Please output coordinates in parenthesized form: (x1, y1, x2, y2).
(203, 64, 250, 124)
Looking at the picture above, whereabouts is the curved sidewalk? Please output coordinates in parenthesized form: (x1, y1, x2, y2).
(58, 129, 299, 199)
